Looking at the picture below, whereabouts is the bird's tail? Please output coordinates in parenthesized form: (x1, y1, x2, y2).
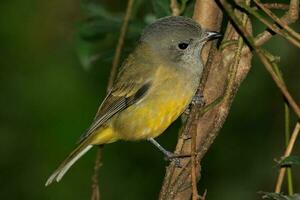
(45, 127, 117, 186)
(45, 139, 93, 186)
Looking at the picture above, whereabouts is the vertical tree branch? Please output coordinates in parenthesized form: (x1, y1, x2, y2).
(91, 149, 102, 200)
(191, 121, 199, 200)
(284, 104, 294, 195)
(159, 0, 254, 199)
(91, 0, 135, 199)
(170, 0, 180, 16)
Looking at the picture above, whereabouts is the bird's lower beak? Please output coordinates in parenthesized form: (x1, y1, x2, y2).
(203, 31, 222, 42)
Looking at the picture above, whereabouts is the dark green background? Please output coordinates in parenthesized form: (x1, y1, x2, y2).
(1, 0, 299, 199)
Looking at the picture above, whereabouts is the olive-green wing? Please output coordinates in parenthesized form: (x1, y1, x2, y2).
(78, 54, 155, 142)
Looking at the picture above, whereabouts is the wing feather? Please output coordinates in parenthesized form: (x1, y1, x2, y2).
(78, 49, 155, 142)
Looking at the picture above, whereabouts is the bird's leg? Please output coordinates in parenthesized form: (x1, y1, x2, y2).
(148, 138, 182, 167)
(183, 92, 205, 116)
(191, 91, 205, 106)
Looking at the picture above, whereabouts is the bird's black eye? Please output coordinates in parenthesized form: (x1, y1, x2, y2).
(178, 42, 189, 50)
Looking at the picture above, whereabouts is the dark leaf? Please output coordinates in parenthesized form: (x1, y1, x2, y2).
(79, 18, 122, 40)
(181, 0, 195, 17)
(75, 11, 145, 70)
(260, 192, 300, 200)
(279, 156, 300, 167)
(76, 0, 156, 70)
(80, 0, 118, 20)
(152, 0, 171, 17)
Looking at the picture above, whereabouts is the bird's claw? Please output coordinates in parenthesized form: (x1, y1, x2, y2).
(184, 93, 205, 116)
(164, 152, 182, 168)
(192, 92, 205, 107)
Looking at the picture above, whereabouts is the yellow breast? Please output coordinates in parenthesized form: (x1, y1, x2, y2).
(112, 65, 196, 141)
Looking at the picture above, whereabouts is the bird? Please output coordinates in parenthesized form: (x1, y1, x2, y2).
(45, 16, 221, 186)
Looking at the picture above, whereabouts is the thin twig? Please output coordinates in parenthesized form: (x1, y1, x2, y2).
(91, 0, 135, 199)
(217, 5, 300, 192)
(253, 3, 290, 11)
(273, 55, 295, 195)
(255, 0, 299, 46)
(238, 2, 300, 48)
(275, 122, 300, 193)
(284, 103, 294, 195)
(262, 3, 290, 10)
(191, 109, 200, 200)
(91, 148, 102, 200)
(199, 189, 207, 200)
(191, 132, 198, 200)
(224, 0, 250, 100)
(253, 0, 300, 43)
(107, 0, 135, 91)
(256, 52, 300, 119)
(170, 0, 180, 16)
(219, 0, 300, 119)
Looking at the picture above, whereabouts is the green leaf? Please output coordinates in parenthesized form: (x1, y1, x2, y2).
(260, 192, 300, 200)
(280, 156, 300, 167)
(79, 18, 122, 40)
(152, 0, 171, 17)
(76, 0, 148, 70)
(181, 0, 194, 17)
(76, 18, 144, 70)
(80, 0, 118, 20)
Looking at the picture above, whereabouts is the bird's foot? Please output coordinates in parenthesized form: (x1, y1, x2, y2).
(191, 92, 205, 107)
(184, 92, 205, 116)
(164, 151, 182, 168)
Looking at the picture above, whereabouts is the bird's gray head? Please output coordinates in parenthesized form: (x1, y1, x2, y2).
(140, 16, 221, 73)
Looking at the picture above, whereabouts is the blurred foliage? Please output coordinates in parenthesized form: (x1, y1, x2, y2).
(260, 192, 300, 200)
(75, 0, 195, 70)
(0, 0, 299, 200)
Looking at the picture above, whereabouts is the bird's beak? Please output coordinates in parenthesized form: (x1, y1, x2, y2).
(201, 31, 222, 42)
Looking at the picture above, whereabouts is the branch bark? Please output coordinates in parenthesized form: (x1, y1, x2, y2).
(170, 0, 180, 16)
(159, 0, 253, 199)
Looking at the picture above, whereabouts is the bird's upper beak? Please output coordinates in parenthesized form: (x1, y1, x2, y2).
(201, 31, 222, 42)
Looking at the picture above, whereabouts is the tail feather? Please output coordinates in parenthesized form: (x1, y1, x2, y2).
(45, 142, 93, 186)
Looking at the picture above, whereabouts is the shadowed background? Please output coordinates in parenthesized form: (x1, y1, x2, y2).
(0, 0, 299, 199)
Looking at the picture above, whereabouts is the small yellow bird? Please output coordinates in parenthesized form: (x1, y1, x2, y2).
(45, 16, 221, 186)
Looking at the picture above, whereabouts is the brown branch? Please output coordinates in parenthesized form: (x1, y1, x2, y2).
(159, 0, 255, 199)
(220, 0, 300, 119)
(170, 0, 180, 16)
(191, 128, 199, 200)
(218, 4, 300, 192)
(253, 0, 300, 42)
(275, 122, 300, 193)
(262, 3, 290, 10)
(159, 1, 224, 198)
(91, 0, 135, 199)
(91, 148, 102, 200)
(238, 2, 300, 48)
(224, 0, 250, 99)
(255, 0, 299, 46)
(256, 51, 300, 118)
